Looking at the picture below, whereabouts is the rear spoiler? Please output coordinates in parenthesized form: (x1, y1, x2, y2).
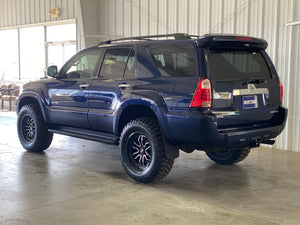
(197, 34, 268, 50)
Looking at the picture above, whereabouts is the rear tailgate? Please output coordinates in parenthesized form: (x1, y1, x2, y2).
(202, 38, 281, 129)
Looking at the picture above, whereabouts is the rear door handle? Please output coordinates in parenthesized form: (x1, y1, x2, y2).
(118, 83, 130, 89)
(79, 83, 90, 89)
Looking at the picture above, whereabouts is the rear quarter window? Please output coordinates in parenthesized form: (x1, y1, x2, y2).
(208, 49, 271, 81)
(146, 44, 196, 77)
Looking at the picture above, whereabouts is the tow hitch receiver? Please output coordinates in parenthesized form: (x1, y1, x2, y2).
(251, 138, 260, 148)
(261, 139, 276, 145)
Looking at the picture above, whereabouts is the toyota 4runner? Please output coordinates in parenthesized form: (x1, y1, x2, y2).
(16, 33, 287, 183)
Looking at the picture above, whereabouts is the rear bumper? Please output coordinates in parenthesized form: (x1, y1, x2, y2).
(163, 106, 287, 150)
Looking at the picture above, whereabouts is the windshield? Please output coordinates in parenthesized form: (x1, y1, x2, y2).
(208, 48, 271, 81)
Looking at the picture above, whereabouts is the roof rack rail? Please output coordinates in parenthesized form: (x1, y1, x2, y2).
(97, 33, 200, 46)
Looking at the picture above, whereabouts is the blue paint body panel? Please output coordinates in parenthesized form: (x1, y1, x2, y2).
(16, 34, 288, 150)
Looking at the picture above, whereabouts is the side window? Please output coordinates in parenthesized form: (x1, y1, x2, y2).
(146, 44, 195, 77)
(124, 49, 136, 79)
(61, 49, 101, 79)
(100, 48, 134, 79)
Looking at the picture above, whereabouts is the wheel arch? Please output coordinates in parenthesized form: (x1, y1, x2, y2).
(116, 101, 179, 159)
(17, 92, 50, 123)
(116, 104, 158, 136)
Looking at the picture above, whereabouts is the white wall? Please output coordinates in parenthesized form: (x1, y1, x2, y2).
(0, 0, 85, 50)
(0, 0, 77, 26)
(96, 0, 300, 152)
(0, 0, 299, 152)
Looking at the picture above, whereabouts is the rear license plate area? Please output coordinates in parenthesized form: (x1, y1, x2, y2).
(243, 95, 258, 109)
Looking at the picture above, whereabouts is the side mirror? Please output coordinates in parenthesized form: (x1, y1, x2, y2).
(47, 65, 58, 78)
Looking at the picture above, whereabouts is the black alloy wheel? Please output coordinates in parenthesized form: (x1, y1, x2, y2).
(127, 133, 153, 171)
(17, 104, 53, 152)
(120, 117, 174, 183)
(21, 115, 36, 143)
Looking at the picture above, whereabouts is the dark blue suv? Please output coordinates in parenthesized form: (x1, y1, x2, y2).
(16, 33, 287, 183)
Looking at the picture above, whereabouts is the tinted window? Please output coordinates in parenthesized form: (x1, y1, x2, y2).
(208, 49, 271, 81)
(100, 48, 135, 79)
(147, 44, 195, 77)
(61, 49, 101, 79)
(124, 49, 136, 79)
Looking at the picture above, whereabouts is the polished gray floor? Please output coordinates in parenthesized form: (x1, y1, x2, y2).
(0, 111, 299, 225)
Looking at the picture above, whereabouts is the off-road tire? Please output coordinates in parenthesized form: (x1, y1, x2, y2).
(17, 104, 53, 152)
(205, 148, 250, 165)
(120, 117, 174, 183)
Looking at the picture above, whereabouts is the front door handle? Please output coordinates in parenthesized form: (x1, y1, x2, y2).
(79, 83, 90, 89)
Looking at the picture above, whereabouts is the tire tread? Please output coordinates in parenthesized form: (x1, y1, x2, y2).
(18, 104, 53, 152)
(120, 117, 174, 183)
(206, 148, 251, 165)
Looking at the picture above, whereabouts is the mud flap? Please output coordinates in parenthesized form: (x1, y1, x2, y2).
(162, 135, 179, 159)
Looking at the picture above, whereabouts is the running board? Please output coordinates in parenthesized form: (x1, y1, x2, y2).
(49, 126, 119, 145)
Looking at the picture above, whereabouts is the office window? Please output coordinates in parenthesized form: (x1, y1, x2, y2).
(47, 24, 76, 42)
(20, 26, 45, 80)
(0, 22, 76, 82)
(0, 29, 19, 81)
(46, 24, 77, 69)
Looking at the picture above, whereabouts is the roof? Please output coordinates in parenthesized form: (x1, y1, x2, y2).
(97, 33, 268, 49)
(97, 33, 200, 46)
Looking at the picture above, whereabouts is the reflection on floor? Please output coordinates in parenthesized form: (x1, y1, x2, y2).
(0, 111, 299, 225)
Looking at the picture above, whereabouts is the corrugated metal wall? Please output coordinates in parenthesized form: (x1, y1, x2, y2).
(0, 0, 299, 151)
(0, 0, 78, 26)
(0, 0, 85, 49)
(97, 0, 299, 152)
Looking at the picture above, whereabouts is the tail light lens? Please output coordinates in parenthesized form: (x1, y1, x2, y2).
(190, 78, 212, 108)
(279, 77, 283, 103)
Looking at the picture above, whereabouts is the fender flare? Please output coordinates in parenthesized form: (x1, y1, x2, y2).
(17, 91, 51, 123)
(115, 93, 179, 159)
(114, 91, 168, 135)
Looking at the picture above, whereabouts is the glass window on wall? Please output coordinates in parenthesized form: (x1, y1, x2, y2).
(47, 42, 76, 70)
(0, 29, 19, 81)
(20, 26, 45, 81)
(46, 24, 77, 70)
(47, 24, 76, 42)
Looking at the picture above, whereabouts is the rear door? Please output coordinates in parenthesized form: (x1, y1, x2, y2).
(141, 42, 198, 108)
(206, 47, 281, 128)
(87, 47, 136, 133)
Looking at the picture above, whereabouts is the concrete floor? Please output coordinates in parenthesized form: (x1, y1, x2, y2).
(0, 111, 300, 225)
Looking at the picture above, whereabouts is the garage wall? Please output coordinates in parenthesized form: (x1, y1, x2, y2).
(0, 0, 77, 25)
(0, 0, 85, 50)
(96, 0, 299, 152)
(0, 0, 299, 152)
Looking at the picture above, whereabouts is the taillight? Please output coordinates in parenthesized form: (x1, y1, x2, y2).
(279, 77, 283, 103)
(190, 78, 212, 108)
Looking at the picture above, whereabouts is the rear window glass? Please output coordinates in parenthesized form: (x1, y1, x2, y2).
(208, 49, 271, 81)
(147, 44, 195, 77)
(100, 48, 135, 79)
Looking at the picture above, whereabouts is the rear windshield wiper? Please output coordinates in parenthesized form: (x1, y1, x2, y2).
(242, 78, 266, 86)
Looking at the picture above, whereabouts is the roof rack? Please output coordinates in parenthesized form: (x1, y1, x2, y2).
(97, 33, 200, 46)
